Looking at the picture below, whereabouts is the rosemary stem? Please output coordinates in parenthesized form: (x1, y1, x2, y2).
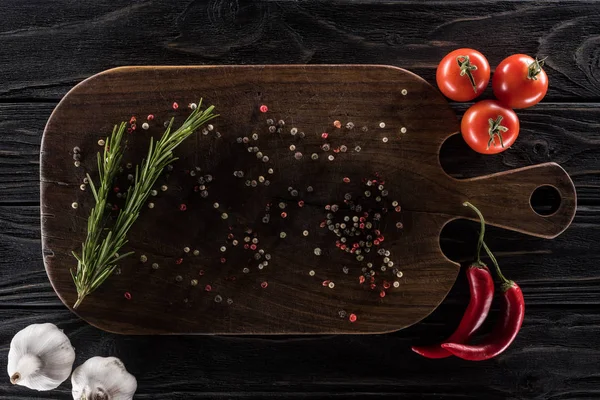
(72, 101, 217, 308)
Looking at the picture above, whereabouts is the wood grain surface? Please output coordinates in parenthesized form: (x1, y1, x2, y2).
(1, 0, 600, 398)
(40, 65, 575, 334)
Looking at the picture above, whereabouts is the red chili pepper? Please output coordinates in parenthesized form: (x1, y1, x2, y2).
(411, 263, 494, 359)
(412, 202, 494, 359)
(442, 279, 524, 361)
(441, 202, 525, 361)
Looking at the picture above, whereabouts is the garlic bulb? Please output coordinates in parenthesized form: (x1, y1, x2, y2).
(71, 356, 137, 400)
(7, 323, 76, 391)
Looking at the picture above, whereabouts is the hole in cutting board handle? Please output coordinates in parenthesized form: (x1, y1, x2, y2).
(530, 185, 562, 216)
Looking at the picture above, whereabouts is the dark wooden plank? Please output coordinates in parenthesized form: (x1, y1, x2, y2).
(3, 101, 600, 204)
(2, 1, 600, 102)
(0, 104, 49, 204)
(3, 206, 600, 307)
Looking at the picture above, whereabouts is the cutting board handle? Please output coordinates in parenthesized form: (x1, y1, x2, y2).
(456, 162, 576, 239)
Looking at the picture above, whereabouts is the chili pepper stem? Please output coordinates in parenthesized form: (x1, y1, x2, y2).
(463, 201, 512, 287)
(482, 241, 512, 288)
(463, 202, 485, 265)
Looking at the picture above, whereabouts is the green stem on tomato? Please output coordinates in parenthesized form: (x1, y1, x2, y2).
(456, 55, 478, 93)
(487, 115, 508, 149)
(527, 56, 547, 80)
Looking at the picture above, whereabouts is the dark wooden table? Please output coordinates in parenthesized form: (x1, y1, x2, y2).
(1, 1, 599, 399)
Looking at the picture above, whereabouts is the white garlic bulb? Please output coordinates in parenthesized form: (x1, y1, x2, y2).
(71, 356, 137, 400)
(7, 323, 75, 391)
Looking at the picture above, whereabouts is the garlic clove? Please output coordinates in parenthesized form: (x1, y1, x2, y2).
(71, 356, 137, 400)
(7, 323, 76, 391)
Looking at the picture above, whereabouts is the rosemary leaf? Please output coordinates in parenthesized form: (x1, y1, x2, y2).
(72, 101, 217, 308)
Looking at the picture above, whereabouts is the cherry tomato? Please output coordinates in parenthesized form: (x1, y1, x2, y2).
(492, 54, 548, 109)
(461, 100, 520, 155)
(436, 48, 490, 101)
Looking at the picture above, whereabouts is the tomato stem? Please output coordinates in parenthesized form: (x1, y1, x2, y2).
(527, 56, 547, 80)
(456, 55, 478, 93)
(487, 115, 508, 149)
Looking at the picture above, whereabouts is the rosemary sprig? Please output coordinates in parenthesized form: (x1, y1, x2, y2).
(72, 100, 217, 309)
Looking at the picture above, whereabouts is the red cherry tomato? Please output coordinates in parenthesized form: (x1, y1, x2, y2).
(492, 54, 548, 109)
(436, 49, 490, 101)
(461, 100, 520, 155)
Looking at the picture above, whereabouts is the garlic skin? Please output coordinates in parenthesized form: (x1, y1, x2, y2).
(7, 323, 76, 391)
(71, 356, 137, 400)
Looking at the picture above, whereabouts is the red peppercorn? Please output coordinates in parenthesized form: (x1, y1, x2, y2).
(281, 212, 287, 218)
(298, 200, 304, 207)
(147, 114, 155, 121)
(321, 132, 328, 139)
(343, 177, 350, 183)
(113, 187, 120, 193)
(333, 147, 340, 153)
(349, 314, 357, 322)
(259, 105, 268, 113)
(129, 116, 137, 124)
(244, 244, 250, 249)
(220, 257, 226, 264)
(194, 185, 199, 192)
(199, 270, 205, 276)
(380, 290, 386, 298)
(374, 239, 380, 246)
(370, 284, 376, 290)
(261, 281, 268, 289)
(176, 258, 183, 265)
(131, 124, 136, 131)
(250, 244, 257, 250)
(322, 280, 330, 287)
(383, 281, 391, 289)
(227, 233, 234, 240)
(340, 244, 347, 250)
(172, 102, 179, 110)
(127, 128, 133, 134)
(359, 276, 365, 284)
(179, 204, 187, 211)
(124, 292, 132, 300)
(205, 284, 212, 291)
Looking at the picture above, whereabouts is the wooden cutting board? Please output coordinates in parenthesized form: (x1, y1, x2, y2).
(41, 65, 576, 334)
